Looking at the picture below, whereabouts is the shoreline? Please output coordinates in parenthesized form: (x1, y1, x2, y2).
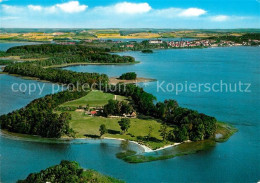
(0, 129, 181, 153)
(109, 77, 156, 85)
(45, 61, 140, 68)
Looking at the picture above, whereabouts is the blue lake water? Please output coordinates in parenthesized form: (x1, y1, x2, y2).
(1, 45, 260, 182)
(0, 42, 41, 51)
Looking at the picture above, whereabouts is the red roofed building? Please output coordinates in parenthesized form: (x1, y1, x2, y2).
(90, 111, 97, 116)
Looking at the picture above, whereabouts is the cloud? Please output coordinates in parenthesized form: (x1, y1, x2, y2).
(13, 1, 87, 14)
(179, 8, 207, 17)
(210, 15, 229, 22)
(209, 15, 251, 22)
(56, 1, 87, 13)
(114, 2, 151, 14)
(1, 4, 24, 14)
(93, 2, 152, 15)
(28, 5, 42, 11)
(153, 7, 206, 18)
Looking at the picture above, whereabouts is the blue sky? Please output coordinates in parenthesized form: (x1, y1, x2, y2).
(1, 0, 260, 28)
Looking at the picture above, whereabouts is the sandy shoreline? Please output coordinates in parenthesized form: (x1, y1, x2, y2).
(103, 137, 181, 153)
(109, 77, 156, 85)
(1, 129, 182, 153)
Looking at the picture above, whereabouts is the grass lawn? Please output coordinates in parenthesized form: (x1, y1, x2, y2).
(68, 111, 171, 149)
(60, 90, 127, 107)
(57, 90, 170, 149)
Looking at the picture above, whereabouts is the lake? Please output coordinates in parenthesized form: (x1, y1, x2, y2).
(1, 44, 260, 182)
(0, 42, 41, 51)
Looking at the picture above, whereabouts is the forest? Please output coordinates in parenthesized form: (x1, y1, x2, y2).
(209, 33, 260, 44)
(0, 90, 89, 138)
(17, 160, 123, 183)
(119, 72, 137, 80)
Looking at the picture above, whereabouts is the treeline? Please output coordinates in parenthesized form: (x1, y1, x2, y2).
(0, 90, 89, 138)
(6, 44, 109, 55)
(105, 84, 216, 142)
(103, 99, 134, 116)
(209, 33, 260, 44)
(18, 160, 123, 183)
(0, 59, 16, 65)
(119, 72, 137, 80)
(110, 40, 168, 52)
(4, 63, 109, 86)
(38, 54, 135, 66)
(6, 44, 135, 64)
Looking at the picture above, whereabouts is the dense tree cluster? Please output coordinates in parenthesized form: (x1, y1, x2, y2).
(0, 91, 88, 138)
(17, 160, 123, 183)
(4, 63, 108, 86)
(6, 44, 135, 64)
(103, 99, 134, 116)
(209, 33, 260, 44)
(105, 84, 156, 116)
(141, 49, 153, 53)
(6, 44, 108, 55)
(119, 72, 137, 80)
(110, 40, 168, 52)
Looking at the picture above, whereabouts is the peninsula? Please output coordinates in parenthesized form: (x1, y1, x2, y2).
(0, 44, 237, 163)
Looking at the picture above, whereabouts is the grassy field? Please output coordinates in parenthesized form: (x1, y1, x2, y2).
(60, 90, 127, 107)
(57, 90, 170, 149)
(68, 111, 170, 149)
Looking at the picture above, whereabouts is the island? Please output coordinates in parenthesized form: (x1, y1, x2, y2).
(18, 160, 124, 183)
(141, 49, 153, 53)
(0, 44, 237, 163)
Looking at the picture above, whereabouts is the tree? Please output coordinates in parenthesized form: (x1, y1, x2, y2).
(99, 124, 107, 137)
(147, 125, 154, 140)
(159, 123, 168, 141)
(119, 72, 137, 80)
(118, 118, 131, 133)
(174, 126, 189, 142)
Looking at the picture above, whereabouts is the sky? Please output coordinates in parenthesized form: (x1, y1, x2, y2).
(0, 0, 260, 28)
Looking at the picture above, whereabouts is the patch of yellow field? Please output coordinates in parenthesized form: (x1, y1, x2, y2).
(127, 32, 161, 38)
(230, 33, 243, 36)
(97, 33, 121, 38)
(0, 33, 20, 38)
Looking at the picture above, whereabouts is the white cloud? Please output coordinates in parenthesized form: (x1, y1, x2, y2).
(209, 15, 250, 22)
(114, 2, 151, 14)
(56, 1, 87, 13)
(1, 4, 23, 14)
(210, 15, 229, 22)
(93, 2, 151, 15)
(153, 7, 206, 18)
(28, 5, 42, 11)
(179, 8, 207, 17)
(4, 1, 87, 14)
